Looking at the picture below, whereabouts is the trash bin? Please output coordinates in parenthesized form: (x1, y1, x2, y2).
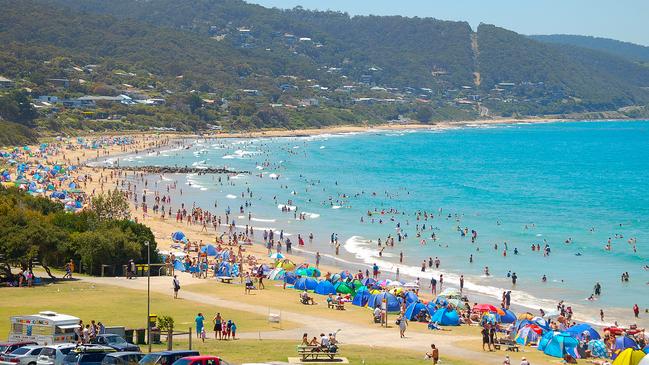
(135, 328, 146, 345)
(124, 329, 134, 344)
(151, 328, 161, 344)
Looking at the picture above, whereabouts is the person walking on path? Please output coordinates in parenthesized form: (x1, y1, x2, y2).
(195, 313, 204, 339)
(172, 275, 180, 298)
(397, 314, 408, 338)
(425, 344, 439, 364)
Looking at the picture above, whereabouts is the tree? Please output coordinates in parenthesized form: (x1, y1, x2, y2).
(90, 189, 131, 221)
(415, 105, 434, 123)
(187, 93, 203, 114)
(0, 91, 39, 127)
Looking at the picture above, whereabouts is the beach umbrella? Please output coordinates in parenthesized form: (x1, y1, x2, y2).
(269, 252, 285, 260)
(201, 244, 218, 256)
(352, 290, 371, 307)
(294, 277, 318, 291)
(276, 259, 296, 270)
(430, 307, 460, 326)
(515, 324, 543, 345)
(171, 231, 186, 242)
(588, 340, 609, 359)
(565, 323, 601, 340)
(616, 336, 639, 351)
(267, 268, 286, 280)
(314, 280, 336, 295)
(518, 312, 535, 320)
(612, 348, 645, 365)
(640, 354, 649, 365)
(473, 303, 505, 315)
(438, 288, 462, 299)
(334, 281, 355, 295)
(500, 308, 517, 324)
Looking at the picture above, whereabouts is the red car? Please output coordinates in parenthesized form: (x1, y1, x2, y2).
(171, 356, 229, 365)
(0, 342, 38, 358)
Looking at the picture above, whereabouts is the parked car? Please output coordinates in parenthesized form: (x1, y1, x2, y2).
(90, 336, 138, 353)
(0, 343, 38, 358)
(36, 344, 76, 365)
(100, 352, 143, 365)
(138, 351, 199, 365)
(0, 345, 44, 365)
(61, 346, 115, 365)
(171, 356, 229, 365)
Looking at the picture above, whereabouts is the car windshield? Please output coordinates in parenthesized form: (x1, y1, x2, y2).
(0, 346, 9, 353)
(104, 337, 126, 345)
(60, 348, 73, 355)
(171, 359, 190, 365)
(40, 348, 56, 357)
(138, 354, 161, 365)
(11, 348, 30, 355)
(80, 353, 107, 363)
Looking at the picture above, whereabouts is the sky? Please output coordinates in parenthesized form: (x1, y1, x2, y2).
(247, 0, 649, 46)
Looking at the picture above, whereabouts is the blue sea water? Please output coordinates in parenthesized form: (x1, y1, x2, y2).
(113, 121, 649, 323)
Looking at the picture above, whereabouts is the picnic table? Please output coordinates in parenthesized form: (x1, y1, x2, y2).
(217, 276, 233, 284)
(296, 345, 340, 361)
(494, 339, 520, 352)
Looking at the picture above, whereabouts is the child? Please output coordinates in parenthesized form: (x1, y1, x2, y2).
(222, 319, 228, 340)
(226, 320, 232, 340)
(200, 327, 206, 342)
(230, 321, 236, 340)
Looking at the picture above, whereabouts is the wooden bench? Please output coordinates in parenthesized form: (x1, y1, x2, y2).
(217, 276, 233, 284)
(296, 345, 340, 361)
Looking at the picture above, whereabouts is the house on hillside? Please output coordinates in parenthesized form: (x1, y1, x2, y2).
(48, 78, 70, 88)
(0, 76, 15, 89)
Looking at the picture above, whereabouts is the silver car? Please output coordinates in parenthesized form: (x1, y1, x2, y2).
(36, 344, 76, 365)
(0, 345, 44, 365)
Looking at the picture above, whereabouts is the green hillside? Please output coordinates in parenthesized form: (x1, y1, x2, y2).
(530, 34, 649, 63)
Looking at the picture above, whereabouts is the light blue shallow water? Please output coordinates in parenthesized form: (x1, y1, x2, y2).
(113, 121, 649, 323)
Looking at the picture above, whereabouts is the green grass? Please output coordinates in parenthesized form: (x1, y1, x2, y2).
(0, 280, 296, 338)
(151, 339, 475, 365)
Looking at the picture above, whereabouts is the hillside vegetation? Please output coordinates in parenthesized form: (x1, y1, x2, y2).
(0, 0, 648, 144)
(530, 34, 649, 63)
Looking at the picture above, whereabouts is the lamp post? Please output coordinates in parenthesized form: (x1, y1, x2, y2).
(145, 240, 151, 353)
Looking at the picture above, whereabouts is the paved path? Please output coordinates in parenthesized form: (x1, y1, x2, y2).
(81, 275, 501, 364)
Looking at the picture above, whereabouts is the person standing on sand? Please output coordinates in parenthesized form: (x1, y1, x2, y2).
(194, 313, 204, 339)
(397, 313, 408, 338)
(600, 309, 605, 322)
(172, 275, 180, 298)
(633, 304, 640, 318)
(213, 313, 223, 340)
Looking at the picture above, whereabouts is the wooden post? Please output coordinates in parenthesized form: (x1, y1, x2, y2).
(166, 329, 172, 351)
(188, 327, 192, 350)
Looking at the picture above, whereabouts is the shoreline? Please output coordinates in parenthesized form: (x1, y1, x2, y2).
(79, 121, 649, 331)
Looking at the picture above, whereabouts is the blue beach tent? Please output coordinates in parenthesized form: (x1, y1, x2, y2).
(404, 302, 428, 320)
(352, 290, 371, 307)
(201, 244, 218, 256)
(539, 332, 579, 358)
(294, 277, 318, 291)
(368, 292, 401, 312)
(565, 323, 601, 340)
(283, 271, 297, 285)
(314, 280, 336, 295)
(173, 260, 185, 272)
(404, 291, 419, 307)
(430, 307, 460, 326)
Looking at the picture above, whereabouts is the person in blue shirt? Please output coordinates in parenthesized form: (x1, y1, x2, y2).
(195, 312, 205, 338)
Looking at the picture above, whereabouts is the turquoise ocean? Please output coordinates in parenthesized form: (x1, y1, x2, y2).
(105, 120, 649, 325)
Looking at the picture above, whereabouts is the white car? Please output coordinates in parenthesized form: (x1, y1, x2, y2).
(36, 344, 76, 365)
(0, 345, 44, 365)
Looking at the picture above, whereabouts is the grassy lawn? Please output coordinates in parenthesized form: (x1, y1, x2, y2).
(184, 281, 479, 337)
(0, 280, 296, 339)
(151, 339, 476, 365)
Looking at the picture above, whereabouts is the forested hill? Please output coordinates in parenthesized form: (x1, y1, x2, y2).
(1, 0, 649, 141)
(40, 0, 649, 104)
(530, 34, 649, 63)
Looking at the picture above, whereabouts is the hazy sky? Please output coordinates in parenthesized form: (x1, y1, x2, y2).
(248, 0, 649, 46)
